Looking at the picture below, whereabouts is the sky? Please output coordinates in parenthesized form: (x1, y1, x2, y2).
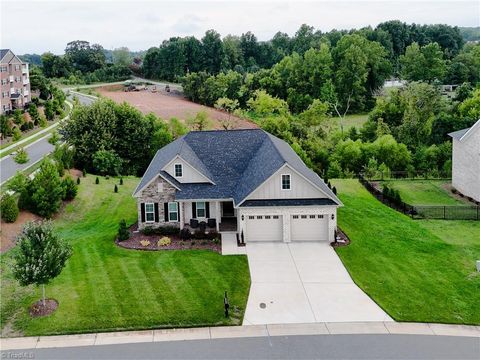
(1, 0, 479, 54)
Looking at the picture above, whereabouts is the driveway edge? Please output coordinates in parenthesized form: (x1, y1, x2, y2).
(1, 322, 479, 350)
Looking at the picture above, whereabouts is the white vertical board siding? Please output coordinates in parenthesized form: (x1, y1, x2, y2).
(246, 165, 325, 200)
(452, 131, 480, 202)
(163, 157, 212, 183)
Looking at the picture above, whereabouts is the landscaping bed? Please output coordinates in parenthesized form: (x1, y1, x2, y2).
(116, 223, 221, 253)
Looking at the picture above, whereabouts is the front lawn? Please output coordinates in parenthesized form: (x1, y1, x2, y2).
(0, 175, 250, 336)
(334, 179, 480, 325)
(384, 180, 466, 205)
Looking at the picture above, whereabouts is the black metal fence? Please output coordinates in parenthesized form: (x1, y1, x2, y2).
(358, 175, 480, 221)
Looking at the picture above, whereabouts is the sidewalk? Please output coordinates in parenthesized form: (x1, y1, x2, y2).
(1, 322, 478, 350)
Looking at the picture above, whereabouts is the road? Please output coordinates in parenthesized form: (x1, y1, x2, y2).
(0, 94, 93, 185)
(3, 334, 478, 360)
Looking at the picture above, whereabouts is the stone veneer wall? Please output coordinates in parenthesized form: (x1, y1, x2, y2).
(136, 176, 178, 230)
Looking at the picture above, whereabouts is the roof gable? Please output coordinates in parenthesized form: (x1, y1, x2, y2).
(449, 119, 480, 142)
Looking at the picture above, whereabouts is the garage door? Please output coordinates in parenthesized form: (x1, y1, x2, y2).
(245, 215, 283, 242)
(291, 214, 329, 241)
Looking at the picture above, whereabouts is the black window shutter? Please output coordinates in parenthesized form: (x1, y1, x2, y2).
(164, 203, 169, 222)
(154, 203, 159, 222)
(192, 202, 197, 219)
(141, 203, 145, 222)
(205, 202, 210, 218)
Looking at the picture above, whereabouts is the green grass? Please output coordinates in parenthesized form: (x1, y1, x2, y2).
(385, 180, 466, 206)
(0, 175, 250, 336)
(334, 179, 480, 325)
(331, 113, 368, 131)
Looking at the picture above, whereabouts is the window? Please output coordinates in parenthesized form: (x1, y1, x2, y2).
(273, 215, 279, 219)
(309, 215, 316, 219)
(249, 216, 255, 220)
(145, 203, 155, 223)
(196, 201, 206, 218)
(317, 215, 324, 219)
(0, 66, 7, 72)
(256, 216, 263, 219)
(15, 65, 20, 71)
(293, 215, 299, 219)
(168, 202, 178, 222)
(281, 174, 291, 190)
(265, 215, 271, 219)
(174, 163, 183, 177)
(301, 215, 307, 219)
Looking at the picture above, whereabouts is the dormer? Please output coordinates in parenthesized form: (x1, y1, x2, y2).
(162, 155, 214, 184)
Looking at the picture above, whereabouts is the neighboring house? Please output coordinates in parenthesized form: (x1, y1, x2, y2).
(448, 119, 480, 202)
(133, 129, 342, 243)
(0, 49, 31, 115)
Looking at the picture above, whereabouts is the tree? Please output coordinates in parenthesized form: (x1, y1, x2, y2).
(187, 111, 212, 131)
(29, 159, 65, 218)
(458, 89, 480, 121)
(1, 194, 19, 223)
(202, 30, 224, 74)
(215, 97, 239, 129)
(118, 219, 130, 241)
(92, 149, 122, 176)
(112, 47, 132, 67)
(247, 90, 289, 117)
(61, 176, 78, 201)
(13, 221, 72, 307)
(400, 42, 446, 82)
(65, 40, 106, 73)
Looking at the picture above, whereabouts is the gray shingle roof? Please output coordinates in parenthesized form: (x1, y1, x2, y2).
(448, 128, 469, 140)
(134, 129, 342, 206)
(0, 49, 9, 62)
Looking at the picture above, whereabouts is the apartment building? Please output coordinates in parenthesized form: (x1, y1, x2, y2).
(0, 49, 31, 115)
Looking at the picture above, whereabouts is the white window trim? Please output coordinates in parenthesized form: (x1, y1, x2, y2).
(196, 201, 206, 218)
(145, 202, 155, 223)
(174, 163, 183, 178)
(168, 202, 179, 222)
(281, 173, 291, 191)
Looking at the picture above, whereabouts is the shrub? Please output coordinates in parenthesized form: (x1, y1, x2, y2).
(95, 177, 99, 184)
(140, 240, 150, 247)
(13, 148, 29, 164)
(142, 226, 155, 236)
(179, 228, 192, 240)
(48, 131, 60, 145)
(157, 237, 171, 247)
(114, 184, 118, 193)
(332, 186, 337, 195)
(82, 169, 87, 177)
(76, 177, 80, 185)
(12, 127, 22, 141)
(205, 230, 219, 240)
(38, 115, 48, 128)
(118, 219, 129, 241)
(61, 176, 78, 201)
(194, 229, 206, 239)
(29, 159, 64, 218)
(119, 178, 123, 185)
(1, 194, 19, 223)
(158, 225, 180, 236)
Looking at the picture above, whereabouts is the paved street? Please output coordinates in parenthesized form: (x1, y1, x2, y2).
(3, 334, 478, 360)
(244, 243, 391, 325)
(0, 136, 54, 184)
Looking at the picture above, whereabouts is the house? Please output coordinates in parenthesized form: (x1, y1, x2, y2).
(0, 49, 31, 115)
(133, 129, 342, 243)
(448, 119, 480, 202)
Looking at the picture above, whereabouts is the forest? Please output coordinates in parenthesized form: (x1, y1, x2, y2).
(34, 21, 480, 179)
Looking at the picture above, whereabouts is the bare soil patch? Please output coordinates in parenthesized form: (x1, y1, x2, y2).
(29, 299, 58, 317)
(116, 223, 221, 253)
(97, 85, 258, 130)
(1, 211, 40, 253)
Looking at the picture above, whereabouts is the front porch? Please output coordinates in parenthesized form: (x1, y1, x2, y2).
(179, 200, 239, 234)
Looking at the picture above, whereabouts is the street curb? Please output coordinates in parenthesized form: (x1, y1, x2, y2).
(1, 322, 478, 350)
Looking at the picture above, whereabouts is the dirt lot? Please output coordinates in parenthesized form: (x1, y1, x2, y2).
(97, 85, 258, 130)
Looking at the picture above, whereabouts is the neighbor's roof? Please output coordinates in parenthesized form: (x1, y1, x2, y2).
(133, 129, 342, 206)
(0, 49, 9, 61)
(448, 119, 480, 142)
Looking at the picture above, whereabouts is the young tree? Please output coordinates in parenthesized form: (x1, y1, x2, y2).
(1, 194, 19, 223)
(30, 159, 65, 218)
(187, 111, 212, 131)
(215, 97, 239, 129)
(13, 221, 72, 307)
(92, 149, 122, 176)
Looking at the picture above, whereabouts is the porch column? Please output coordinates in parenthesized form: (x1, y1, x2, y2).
(216, 201, 220, 232)
(179, 202, 184, 229)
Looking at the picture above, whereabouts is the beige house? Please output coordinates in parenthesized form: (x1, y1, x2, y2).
(0, 49, 31, 114)
(448, 119, 480, 202)
(133, 129, 342, 243)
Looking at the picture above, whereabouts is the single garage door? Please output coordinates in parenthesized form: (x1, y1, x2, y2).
(290, 214, 329, 241)
(245, 215, 283, 242)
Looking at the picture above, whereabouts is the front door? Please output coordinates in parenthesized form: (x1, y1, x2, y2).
(222, 201, 234, 217)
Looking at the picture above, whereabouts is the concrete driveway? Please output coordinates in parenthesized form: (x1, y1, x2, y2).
(243, 242, 392, 325)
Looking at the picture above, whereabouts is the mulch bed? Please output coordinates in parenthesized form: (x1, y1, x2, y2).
(29, 299, 58, 317)
(331, 227, 351, 248)
(116, 223, 221, 253)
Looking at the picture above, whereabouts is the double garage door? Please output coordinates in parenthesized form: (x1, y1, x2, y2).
(245, 213, 329, 242)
